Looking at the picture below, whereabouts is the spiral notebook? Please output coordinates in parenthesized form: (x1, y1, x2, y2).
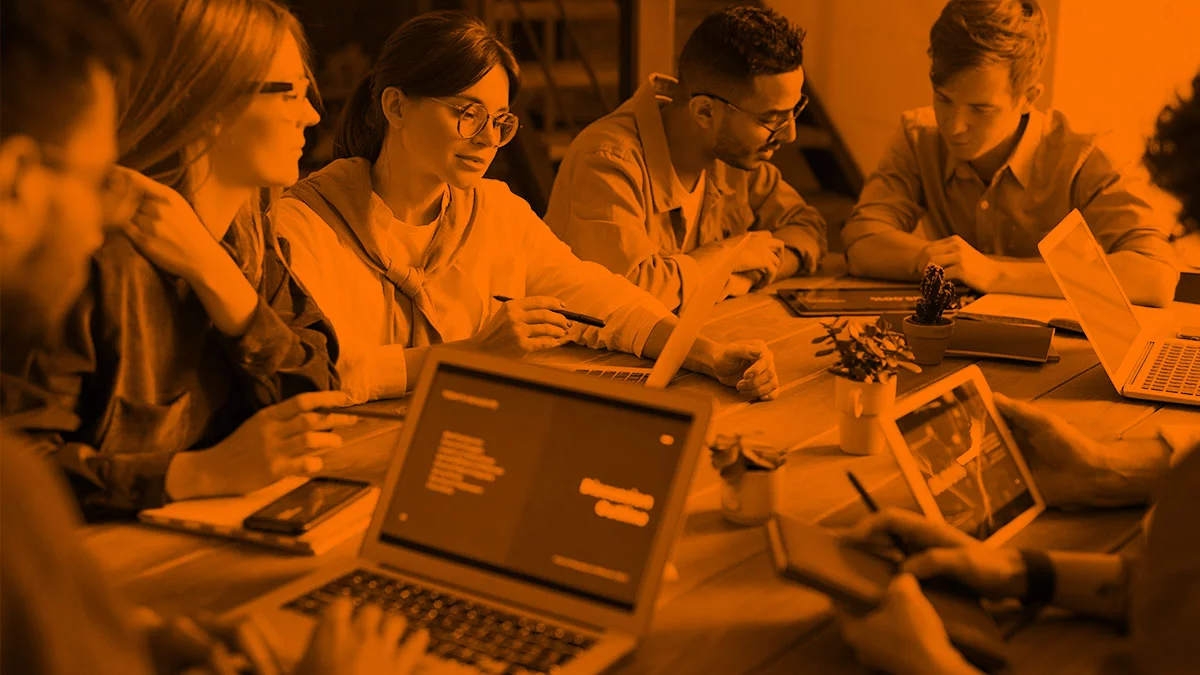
(138, 476, 380, 555)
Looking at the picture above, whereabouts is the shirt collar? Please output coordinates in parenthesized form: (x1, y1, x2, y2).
(942, 109, 1045, 189)
(632, 74, 736, 213)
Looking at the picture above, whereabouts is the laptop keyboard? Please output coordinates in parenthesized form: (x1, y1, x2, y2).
(576, 368, 650, 384)
(1143, 342, 1200, 397)
(283, 569, 596, 674)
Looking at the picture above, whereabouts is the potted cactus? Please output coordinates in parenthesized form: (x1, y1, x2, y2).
(903, 263, 959, 366)
(709, 433, 787, 524)
(814, 318, 921, 455)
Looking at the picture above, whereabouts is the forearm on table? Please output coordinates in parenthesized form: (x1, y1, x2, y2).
(988, 259, 1062, 297)
(189, 251, 261, 336)
(844, 230, 928, 280)
(641, 317, 720, 378)
(1108, 251, 1179, 308)
(1091, 438, 1173, 504)
(335, 344, 427, 401)
(1044, 551, 1131, 621)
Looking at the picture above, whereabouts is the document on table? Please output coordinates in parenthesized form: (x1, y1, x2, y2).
(959, 294, 1170, 333)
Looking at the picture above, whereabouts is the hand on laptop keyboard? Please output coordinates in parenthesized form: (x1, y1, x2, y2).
(295, 597, 429, 675)
(286, 570, 596, 674)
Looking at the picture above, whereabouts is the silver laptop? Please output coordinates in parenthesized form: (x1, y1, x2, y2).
(227, 347, 713, 673)
(573, 237, 750, 387)
(1040, 210, 1199, 405)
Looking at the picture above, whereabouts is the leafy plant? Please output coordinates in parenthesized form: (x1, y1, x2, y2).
(710, 433, 786, 483)
(913, 263, 959, 325)
(813, 317, 921, 383)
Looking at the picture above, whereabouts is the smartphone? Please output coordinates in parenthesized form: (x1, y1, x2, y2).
(243, 477, 371, 535)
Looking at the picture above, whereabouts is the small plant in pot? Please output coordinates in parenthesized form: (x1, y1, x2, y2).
(710, 433, 787, 525)
(813, 318, 921, 455)
(903, 263, 960, 366)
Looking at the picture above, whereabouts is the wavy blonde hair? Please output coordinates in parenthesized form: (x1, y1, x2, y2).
(117, 0, 316, 284)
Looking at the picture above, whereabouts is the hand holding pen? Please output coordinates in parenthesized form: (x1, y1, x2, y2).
(465, 296, 581, 357)
(492, 295, 606, 328)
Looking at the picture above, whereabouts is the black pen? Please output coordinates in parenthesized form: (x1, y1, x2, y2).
(313, 407, 406, 421)
(846, 470, 910, 556)
(492, 295, 606, 328)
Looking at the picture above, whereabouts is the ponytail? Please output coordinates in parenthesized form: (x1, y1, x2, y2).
(333, 74, 384, 161)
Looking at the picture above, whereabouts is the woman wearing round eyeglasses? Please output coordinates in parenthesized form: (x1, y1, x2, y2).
(274, 10, 779, 402)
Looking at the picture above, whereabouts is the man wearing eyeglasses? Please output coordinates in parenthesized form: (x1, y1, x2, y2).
(544, 4, 827, 312)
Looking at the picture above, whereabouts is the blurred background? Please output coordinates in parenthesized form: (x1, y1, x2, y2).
(287, 0, 1200, 253)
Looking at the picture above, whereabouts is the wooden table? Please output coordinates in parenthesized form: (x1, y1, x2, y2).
(83, 260, 1198, 674)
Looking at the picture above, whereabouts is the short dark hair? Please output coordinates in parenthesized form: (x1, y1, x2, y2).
(1145, 72, 1200, 235)
(677, 3, 806, 96)
(0, 0, 139, 144)
(335, 10, 520, 162)
(929, 0, 1049, 96)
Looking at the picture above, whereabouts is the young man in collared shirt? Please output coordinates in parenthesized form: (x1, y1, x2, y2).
(544, 4, 827, 313)
(842, 0, 1178, 307)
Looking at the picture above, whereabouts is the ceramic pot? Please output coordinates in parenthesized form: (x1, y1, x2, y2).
(720, 470, 777, 524)
(903, 316, 956, 366)
(834, 375, 897, 456)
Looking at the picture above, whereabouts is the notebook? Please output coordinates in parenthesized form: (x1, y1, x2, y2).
(138, 476, 379, 555)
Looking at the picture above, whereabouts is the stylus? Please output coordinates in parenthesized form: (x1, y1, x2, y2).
(846, 470, 911, 557)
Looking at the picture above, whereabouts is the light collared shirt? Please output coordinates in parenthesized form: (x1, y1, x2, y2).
(545, 74, 828, 312)
(841, 107, 1176, 268)
(274, 180, 672, 400)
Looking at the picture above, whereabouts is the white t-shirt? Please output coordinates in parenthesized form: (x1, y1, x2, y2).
(678, 170, 706, 251)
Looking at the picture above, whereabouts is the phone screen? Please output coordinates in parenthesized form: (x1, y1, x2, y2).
(245, 478, 368, 533)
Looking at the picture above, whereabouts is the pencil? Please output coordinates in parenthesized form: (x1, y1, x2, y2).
(846, 470, 910, 556)
(492, 295, 606, 328)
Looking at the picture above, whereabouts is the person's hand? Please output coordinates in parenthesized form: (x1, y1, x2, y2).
(295, 599, 429, 675)
(467, 296, 572, 357)
(731, 231, 785, 279)
(724, 272, 756, 299)
(993, 393, 1160, 508)
(702, 339, 779, 400)
(839, 574, 981, 675)
(134, 607, 284, 675)
(165, 391, 358, 500)
(845, 508, 1027, 601)
(917, 236, 1001, 292)
(786, 236, 821, 278)
(113, 167, 230, 284)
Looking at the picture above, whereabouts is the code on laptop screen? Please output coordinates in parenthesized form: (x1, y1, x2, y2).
(380, 364, 694, 612)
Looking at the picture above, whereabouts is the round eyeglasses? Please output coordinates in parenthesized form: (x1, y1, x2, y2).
(691, 92, 810, 144)
(429, 98, 520, 147)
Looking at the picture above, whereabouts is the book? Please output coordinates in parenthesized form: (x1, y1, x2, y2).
(138, 476, 379, 556)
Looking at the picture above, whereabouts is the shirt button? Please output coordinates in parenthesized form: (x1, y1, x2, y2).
(980, 200, 990, 210)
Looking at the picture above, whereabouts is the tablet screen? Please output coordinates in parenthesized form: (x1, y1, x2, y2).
(895, 379, 1036, 540)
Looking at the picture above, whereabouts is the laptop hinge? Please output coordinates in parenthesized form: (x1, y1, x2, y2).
(1126, 342, 1156, 391)
(376, 561, 610, 632)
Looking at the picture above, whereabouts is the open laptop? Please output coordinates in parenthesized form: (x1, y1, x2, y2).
(572, 236, 750, 387)
(227, 346, 713, 674)
(1040, 210, 1199, 405)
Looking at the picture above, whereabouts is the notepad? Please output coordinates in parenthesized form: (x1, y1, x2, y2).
(138, 476, 379, 555)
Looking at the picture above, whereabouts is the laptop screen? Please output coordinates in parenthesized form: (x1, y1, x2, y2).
(378, 363, 695, 613)
(1042, 216, 1141, 375)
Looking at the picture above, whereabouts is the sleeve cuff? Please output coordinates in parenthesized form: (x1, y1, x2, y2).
(841, 218, 903, 252)
(626, 304, 674, 358)
(224, 296, 293, 375)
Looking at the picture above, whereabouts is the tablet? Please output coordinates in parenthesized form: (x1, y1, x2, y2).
(883, 366, 1045, 547)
